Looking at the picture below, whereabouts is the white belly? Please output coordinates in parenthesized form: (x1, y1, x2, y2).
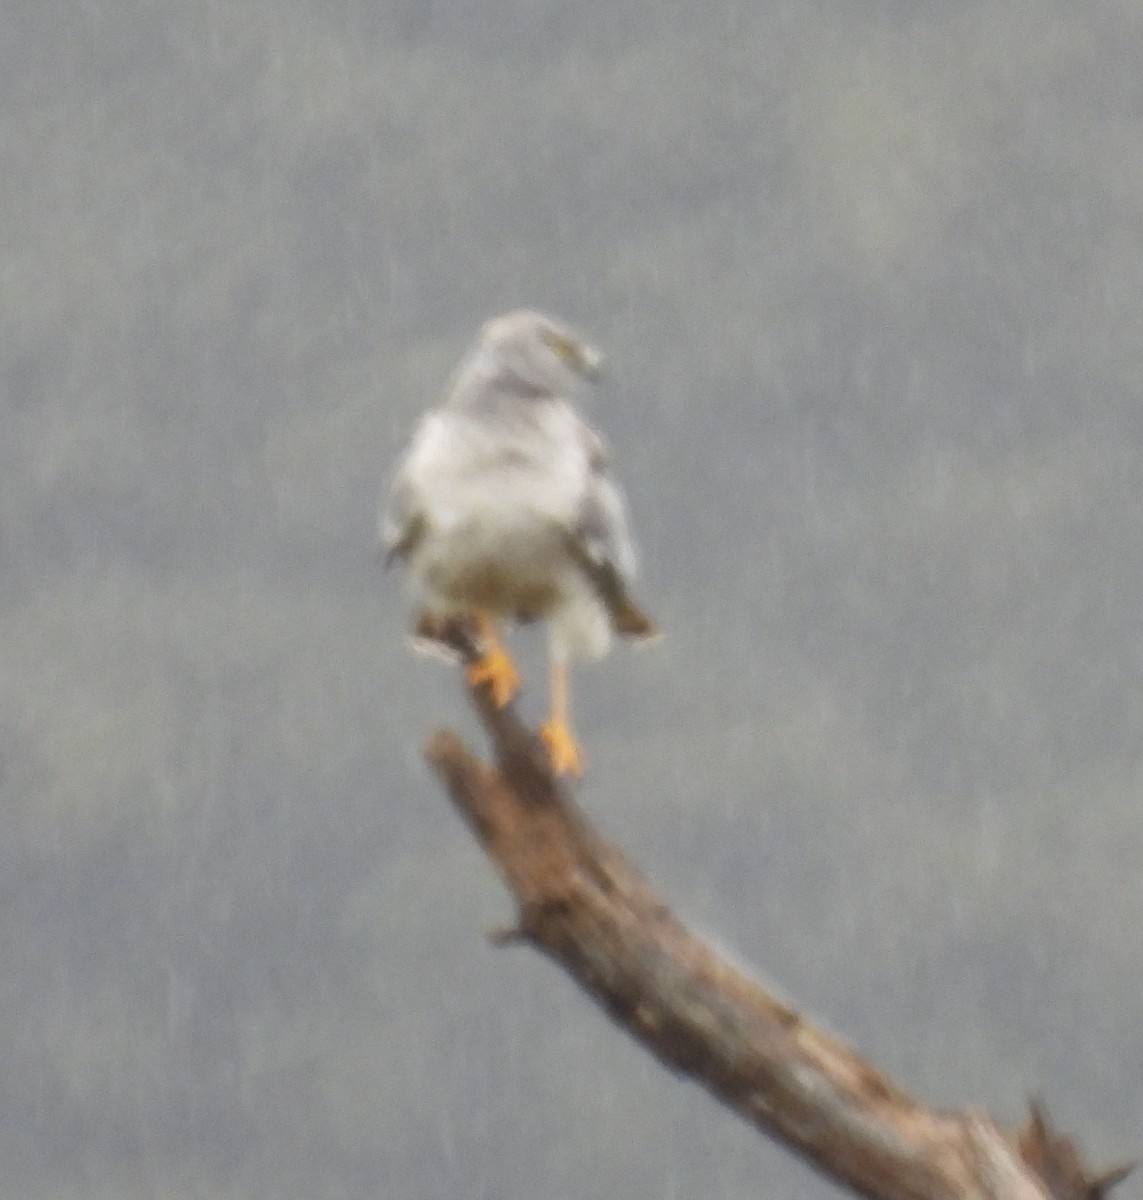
(411, 506, 567, 613)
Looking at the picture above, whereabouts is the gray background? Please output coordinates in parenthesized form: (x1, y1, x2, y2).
(4, 2, 1142, 1197)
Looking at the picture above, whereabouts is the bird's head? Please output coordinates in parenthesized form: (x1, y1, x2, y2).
(477, 309, 602, 397)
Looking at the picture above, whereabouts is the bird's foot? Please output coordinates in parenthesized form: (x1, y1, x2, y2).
(466, 644, 521, 708)
(539, 718, 584, 778)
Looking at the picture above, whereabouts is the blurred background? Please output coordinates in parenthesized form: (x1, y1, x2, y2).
(4, 1, 1143, 1196)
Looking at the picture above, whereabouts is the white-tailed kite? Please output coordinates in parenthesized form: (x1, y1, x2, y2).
(381, 309, 657, 775)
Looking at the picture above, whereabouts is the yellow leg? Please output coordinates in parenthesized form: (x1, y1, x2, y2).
(539, 658, 583, 777)
(465, 612, 520, 708)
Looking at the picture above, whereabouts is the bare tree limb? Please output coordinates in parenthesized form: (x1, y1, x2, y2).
(425, 639, 1130, 1200)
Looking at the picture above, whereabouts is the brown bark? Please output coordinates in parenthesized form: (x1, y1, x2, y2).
(425, 645, 1130, 1200)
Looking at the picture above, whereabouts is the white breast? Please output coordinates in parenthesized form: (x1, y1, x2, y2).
(403, 403, 593, 612)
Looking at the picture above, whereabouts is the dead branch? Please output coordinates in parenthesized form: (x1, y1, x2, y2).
(424, 639, 1130, 1200)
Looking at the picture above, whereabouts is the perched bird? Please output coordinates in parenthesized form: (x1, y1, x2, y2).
(381, 309, 657, 776)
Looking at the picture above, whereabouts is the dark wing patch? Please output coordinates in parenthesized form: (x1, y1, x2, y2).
(383, 510, 428, 567)
(379, 465, 427, 567)
(564, 530, 658, 640)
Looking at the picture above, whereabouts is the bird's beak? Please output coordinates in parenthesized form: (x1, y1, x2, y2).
(579, 344, 603, 380)
(545, 328, 602, 379)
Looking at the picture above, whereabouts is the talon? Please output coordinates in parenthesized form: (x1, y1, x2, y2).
(540, 718, 583, 778)
(466, 644, 520, 708)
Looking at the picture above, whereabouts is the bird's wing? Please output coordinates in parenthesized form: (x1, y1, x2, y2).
(379, 472, 427, 567)
(578, 420, 610, 473)
(569, 420, 632, 575)
(378, 415, 439, 565)
(565, 421, 657, 639)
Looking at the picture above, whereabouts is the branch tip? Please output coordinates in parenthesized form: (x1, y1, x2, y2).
(1017, 1098, 1133, 1200)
